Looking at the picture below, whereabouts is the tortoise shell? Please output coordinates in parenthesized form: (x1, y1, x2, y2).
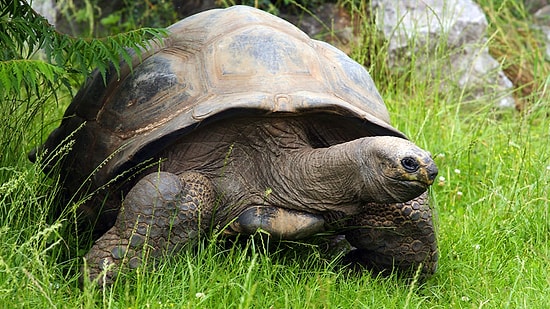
(37, 5, 406, 205)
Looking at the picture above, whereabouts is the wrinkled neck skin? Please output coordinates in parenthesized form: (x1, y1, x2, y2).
(268, 137, 381, 214)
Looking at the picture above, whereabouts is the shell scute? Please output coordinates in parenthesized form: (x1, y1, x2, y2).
(97, 54, 202, 136)
(217, 27, 311, 76)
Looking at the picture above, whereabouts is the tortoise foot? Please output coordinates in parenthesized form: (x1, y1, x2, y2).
(343, 192, 438, 279)
(342, 248, 437, 280)
(82, 226, 138, 286)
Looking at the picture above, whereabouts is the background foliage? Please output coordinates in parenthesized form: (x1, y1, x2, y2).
(0, 0, 166, 171)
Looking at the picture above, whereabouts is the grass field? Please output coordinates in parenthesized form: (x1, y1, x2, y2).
(1, 1, 549, 308)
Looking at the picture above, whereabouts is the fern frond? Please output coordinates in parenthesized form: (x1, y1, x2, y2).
(53, 28, 166, 78)
(0, 0, 167, 98)
(0, 0, 168, 169)
(0, 59, 65, 100)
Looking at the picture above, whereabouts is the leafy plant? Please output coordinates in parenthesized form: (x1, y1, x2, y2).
(0, 0, 167, 171)
(0, 0, 167, 96)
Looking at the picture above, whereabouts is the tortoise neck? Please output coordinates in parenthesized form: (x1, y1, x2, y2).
(271, 137, 374, 213)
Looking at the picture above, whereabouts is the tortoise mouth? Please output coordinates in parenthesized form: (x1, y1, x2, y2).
(387, 174, 430, 186)
(381, 176, 430, 203)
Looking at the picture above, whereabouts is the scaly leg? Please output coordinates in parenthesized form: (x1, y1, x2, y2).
(343, 192, 438, 278)
(83, 171, 215, 285)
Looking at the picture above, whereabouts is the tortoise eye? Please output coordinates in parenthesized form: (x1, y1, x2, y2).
(401, 157, 420, 172)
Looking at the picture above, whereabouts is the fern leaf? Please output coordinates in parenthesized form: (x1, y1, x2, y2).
(1, 0, 167, 99)
(0, 59, 65, 100)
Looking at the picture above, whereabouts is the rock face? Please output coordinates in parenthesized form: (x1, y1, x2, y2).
(525, 0, 549, 13)
(371, 0, 516, 108)
(30, 0, 57, 25)
(533, 4, 550, 60)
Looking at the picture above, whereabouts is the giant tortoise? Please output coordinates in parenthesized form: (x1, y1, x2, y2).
(30, 5, 439, 284)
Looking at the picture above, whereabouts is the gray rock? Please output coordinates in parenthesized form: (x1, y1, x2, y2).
(371, 0, 516, 108)
(525, 0, 549, 13)
(533, 5, 550, 60)
(30, 0, 57, 26)
(538, 26, 550, 60)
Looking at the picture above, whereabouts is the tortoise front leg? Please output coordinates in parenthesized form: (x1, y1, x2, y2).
(83, 171, 215, 285)
(343, 192, 438, 279)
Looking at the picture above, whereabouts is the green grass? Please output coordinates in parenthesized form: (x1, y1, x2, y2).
(1, 1, 549, 308)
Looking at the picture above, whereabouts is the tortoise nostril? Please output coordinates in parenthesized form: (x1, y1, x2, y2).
(427, 164, 438, 181)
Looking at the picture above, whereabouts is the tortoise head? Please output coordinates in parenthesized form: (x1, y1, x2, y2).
(358, 136, 438, 204)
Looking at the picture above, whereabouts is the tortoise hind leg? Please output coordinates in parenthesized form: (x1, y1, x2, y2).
(343, 192, 438, 279)
(82, 171, 215, 285)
